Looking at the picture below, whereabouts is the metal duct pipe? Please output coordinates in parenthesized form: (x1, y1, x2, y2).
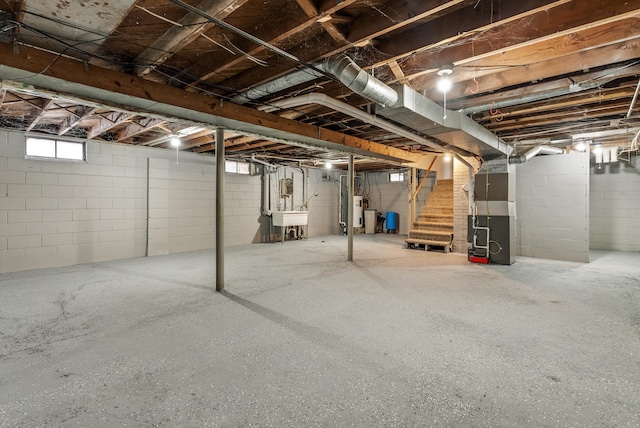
(260, 93, 472, 169)
(323, 56, 398, 107)
(233, 56, 397, 107)
(508, 145, 565, 164)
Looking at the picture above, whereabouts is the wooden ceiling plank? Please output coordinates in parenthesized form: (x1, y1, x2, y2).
(88, 112, 135, 139)
(487, 105, 633, 132)
(193, 0, 358, 84)
(135, 0, 249, 77)
(388, 1, 640, 86)
(435, 37, 640, 102)
(181, 134, 214, 149)
(448, 63, 640, 111)
(58, 106, 97, 136)
(25, 99, 56, 132)
(0, 43, 421, 162)
(116, 118, 166, 142)
(485, 91, 636, 122)
(0, 89, 5, 108)
(217, 0, 474, 93)
(294, 0, 319, 18)
(348, 0, 468, 45)
(373, 0, 569, 69)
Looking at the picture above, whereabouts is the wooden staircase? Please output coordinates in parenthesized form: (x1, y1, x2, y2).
(406, 179, 453, 253)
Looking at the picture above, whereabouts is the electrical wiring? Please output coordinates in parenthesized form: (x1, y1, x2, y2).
(221, 31, 268, 67)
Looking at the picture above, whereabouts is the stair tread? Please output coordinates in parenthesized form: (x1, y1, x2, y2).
(409, 230, 453, 236)
(413, 222, 454, 227)
(405, 238, 452, 245)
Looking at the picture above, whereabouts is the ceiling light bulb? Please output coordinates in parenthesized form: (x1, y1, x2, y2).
(437, 67, 453, 93)
(170, 137, 181, 147)
(593, 146, 602, 154)
(444, 154, 451, 161)
(325, 162, 332, 169)
(574, 142, 586, 152)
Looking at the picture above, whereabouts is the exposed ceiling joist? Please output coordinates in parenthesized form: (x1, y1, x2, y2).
(0, 43, 420, 163)
(25, 98, 55, 132)
(134, 0, 249, 77)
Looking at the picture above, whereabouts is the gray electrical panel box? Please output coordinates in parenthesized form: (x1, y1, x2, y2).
(280, 178, 293, 197)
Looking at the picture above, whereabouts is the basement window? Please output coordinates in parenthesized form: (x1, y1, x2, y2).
(225, 160, 250, 174)
(389, 172, 405, 182)
(26, 137, 85, 161)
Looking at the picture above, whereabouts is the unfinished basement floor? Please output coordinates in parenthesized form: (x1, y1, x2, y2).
(1, 235, 639, 427)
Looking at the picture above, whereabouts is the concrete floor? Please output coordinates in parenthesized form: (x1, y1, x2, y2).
(0, 234, 639, 427)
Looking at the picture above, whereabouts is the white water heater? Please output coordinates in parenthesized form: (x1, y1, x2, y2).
(353, 196, 364, 228)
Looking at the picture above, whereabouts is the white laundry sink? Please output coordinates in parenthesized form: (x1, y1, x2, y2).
(271, 211, 309, 227)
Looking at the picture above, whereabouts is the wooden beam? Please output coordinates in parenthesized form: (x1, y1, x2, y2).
(88, 112, 134, 139)
(347, 0, 467, 45)
(430, 37, 640, 102)
(0, 89, 5, 108)
(477, 88, 636, 122)
(390, 1, 640, 88)
(412, 156, 437, 200)
(0, 43, 420, 162)
(135, 0, 249, 76)
(25, 99, 55, 132)
(58, 106, 97, 136)
(191, 0, 359, 84)
(116, 118, 166, 142)
(216, 0, 472, 93)
(12, 0, 26, 41)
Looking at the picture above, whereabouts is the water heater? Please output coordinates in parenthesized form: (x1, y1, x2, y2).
(353, 196, 364, 228)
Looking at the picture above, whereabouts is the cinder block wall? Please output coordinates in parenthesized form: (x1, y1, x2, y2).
(1, 131, 149, 272)
(364, 171, 434, 235)
(0, 130, 338, 273)
(452, 159, 480, 254)
(590, 156, 640, 251)
(516, 151, 590, 262)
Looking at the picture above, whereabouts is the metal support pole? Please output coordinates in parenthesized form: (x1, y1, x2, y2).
(347, 155, 354, 261)
(216, 127, 225, 292)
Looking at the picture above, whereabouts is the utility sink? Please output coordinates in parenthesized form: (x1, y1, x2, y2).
(271, 211, 309, 227)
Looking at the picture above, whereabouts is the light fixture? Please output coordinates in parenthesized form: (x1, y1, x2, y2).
(170, 136, 181, 164)
(436, 66, 453, 120)
(573, 142, 586, 152)
(325, 161, 332, 169)
(436, 67, 453, 93)
(443, 154, 451, 162)
(593, 145, 603, 165)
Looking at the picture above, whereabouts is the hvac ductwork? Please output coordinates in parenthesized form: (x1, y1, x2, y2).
(377, 85, 513, 159)
(323, 56, 398, 107)
(260, 93, 470, 168)
(232, 56, 397, 107)
(508, 146, 565, 164)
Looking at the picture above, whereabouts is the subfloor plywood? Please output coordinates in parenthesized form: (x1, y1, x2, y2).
(1, 235, 639, 426)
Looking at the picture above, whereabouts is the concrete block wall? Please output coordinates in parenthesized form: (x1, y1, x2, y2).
(364, 170, 435, 235)
(0, 129, 308, 273)
(516, 151, 589, 262)
(590, 156, 640, 251)
(0, 130, 148, 272)
(306, 169, 340, 237)
(452, 159, 480, 254)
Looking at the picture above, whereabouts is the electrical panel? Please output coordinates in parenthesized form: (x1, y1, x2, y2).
(280, 178, 293, 197)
